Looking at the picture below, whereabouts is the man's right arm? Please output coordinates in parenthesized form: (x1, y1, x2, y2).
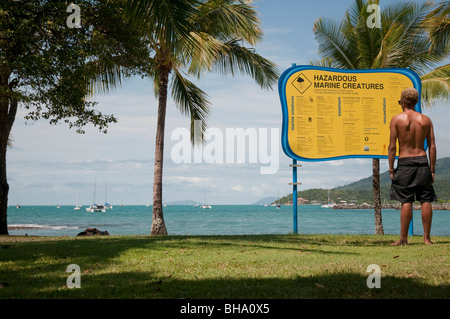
(427, 120, 436, 183)
(388, 117, 398, 180)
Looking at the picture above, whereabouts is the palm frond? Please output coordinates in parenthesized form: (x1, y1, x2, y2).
(7, 135, 13, 149)
(342, 0, 382, 68)
(182, 31, 225, 78)
(421, 63, 450, 80)
(398, 1, 433, 35)
(85, 60, 124, 97)
(171, 69, 211, 145)
(420, 63, 450, 108)
(308, 57, 335, 68)
(372, 21, 406, 69)
(125, 0, 200, 50)
(379, 1, 444, 72)
(178, 0, 276, 85)
(313, 17, 357, 69)
(142, 56, 161, 98)
(354, 0, 383, 68)
(195, 0, 262, 45)
(212, 39, 279, 89)
(421, 1, 450, 53)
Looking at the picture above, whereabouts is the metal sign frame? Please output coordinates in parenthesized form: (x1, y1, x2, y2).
(279, 65, 422, 162)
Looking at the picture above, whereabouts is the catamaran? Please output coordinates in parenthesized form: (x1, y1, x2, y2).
(86, 204, 106, 213)
(86, 179, 107, 213)
(321, 190, 335, 208)
(201, 189, 212, 209)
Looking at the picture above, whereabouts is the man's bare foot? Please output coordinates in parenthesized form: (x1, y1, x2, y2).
(391, 239, 408, 246)
(424, 238, 433, 245)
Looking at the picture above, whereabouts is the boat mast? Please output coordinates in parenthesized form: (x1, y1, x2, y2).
(92, 179, 97, 204)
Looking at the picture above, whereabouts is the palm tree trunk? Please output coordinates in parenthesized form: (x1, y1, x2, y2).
(150, 64, 170, 236)
(0, 74, 18, 235)
(372, 158, 384, 235)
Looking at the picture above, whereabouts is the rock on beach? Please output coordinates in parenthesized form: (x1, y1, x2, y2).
(77, 228, 110, 236)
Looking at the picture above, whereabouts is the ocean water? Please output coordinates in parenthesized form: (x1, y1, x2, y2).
(6, 204, 450, 237)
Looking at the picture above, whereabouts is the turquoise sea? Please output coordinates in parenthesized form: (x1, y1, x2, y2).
(6, 204, 450, 237)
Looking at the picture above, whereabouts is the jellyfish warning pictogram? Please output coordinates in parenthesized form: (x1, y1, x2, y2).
(291, 73, 312, 94)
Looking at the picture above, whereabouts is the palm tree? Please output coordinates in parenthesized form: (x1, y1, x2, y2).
(312, 0, 449, 234)
(124, 0, 278, 235)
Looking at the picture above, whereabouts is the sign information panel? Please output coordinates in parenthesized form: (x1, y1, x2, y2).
(279, 65, 422, 161)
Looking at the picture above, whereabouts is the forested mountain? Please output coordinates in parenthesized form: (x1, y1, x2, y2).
(278, 157, 450, 204)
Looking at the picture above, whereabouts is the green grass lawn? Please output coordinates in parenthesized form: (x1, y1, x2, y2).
(0, 234, 449, 299)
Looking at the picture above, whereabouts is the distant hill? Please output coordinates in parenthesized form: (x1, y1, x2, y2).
(166, 200, 201, 205)
(336, 157, 450, 191)
(252, 197, 279, 205)
(278, 157, 450, 204)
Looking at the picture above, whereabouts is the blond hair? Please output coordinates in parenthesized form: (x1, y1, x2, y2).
(401, 88, 419, 108)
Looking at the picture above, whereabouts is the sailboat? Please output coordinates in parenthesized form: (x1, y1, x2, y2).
(201, 189, 212, 209)
(104, 182, 113, 209)
(274, 190, 281, 208)
(86, 180, 106, 213)
(74, 192, 81, 210)
(321, 190, 335, 208)
(86, 204, 105, 213)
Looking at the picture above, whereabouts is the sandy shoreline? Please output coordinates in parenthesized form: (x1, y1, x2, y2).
(7, 226, 36, 230)
(7, 224, 79, 230)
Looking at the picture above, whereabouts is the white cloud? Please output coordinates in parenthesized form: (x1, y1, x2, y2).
(166, 176, 210, 186)
(327, 160, 345, 167)
(231, 185, 245, 192)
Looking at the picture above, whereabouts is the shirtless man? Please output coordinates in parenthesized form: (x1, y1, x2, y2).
(388, 87, 437, 246)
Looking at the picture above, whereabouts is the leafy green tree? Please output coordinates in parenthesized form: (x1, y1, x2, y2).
(0, 0, 150, 234)
(312, 0, 449, 234)
(125, 0, 279, 235)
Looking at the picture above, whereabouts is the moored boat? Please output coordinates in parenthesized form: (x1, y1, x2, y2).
(86, 204, 106, 213)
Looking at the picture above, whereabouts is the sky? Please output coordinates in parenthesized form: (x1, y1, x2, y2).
(8, 0, 450, 206)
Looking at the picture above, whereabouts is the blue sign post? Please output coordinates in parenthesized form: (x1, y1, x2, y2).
(290, 159, 301, 234)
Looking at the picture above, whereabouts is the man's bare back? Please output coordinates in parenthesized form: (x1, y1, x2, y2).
(390, 110, 432, 158)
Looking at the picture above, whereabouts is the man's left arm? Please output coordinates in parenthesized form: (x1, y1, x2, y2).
(427, 120, 436, 183)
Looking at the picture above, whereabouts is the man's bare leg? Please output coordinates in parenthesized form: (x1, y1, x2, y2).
(392, 202, 412, 246)
(421, 202, 433, 245)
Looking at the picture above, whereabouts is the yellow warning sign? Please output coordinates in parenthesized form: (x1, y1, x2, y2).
(279, 66, 421, 161)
